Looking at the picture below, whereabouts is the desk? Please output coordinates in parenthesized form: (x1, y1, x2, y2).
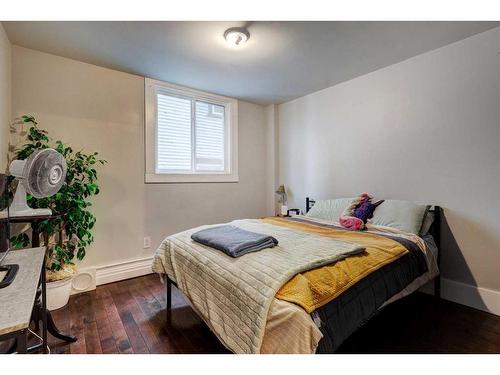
(9, 214, 77, 345)
(0, 247, 46, 353)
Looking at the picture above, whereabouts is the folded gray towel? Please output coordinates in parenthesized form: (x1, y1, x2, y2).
(191, 225, 279, 258)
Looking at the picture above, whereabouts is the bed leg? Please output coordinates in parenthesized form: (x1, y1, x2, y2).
(166, 276, 172, 310)
(165, 276, 172, 325)
(434, 275, 441, 299)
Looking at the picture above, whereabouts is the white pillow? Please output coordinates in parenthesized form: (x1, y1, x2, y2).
(370, 200, 429, 235)
(305, 198, 354, 222)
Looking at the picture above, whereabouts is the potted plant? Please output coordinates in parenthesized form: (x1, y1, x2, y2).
(9, 115, 106, 310)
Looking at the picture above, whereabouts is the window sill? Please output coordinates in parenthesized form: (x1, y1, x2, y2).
(145, 173, 239, 184)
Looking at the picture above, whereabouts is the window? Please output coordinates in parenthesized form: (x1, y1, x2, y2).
(145, 78, 238, 183)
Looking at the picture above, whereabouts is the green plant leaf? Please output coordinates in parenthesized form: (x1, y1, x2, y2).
(10, 115, 106, 271)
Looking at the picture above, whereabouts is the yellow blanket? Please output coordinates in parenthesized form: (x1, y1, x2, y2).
(263, 217, 409, 313)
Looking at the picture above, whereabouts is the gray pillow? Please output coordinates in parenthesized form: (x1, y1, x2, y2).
(370, 200, 429, 235)
(305, 198, 354, 222)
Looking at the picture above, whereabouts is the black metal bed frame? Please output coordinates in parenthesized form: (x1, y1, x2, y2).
(306, 197, 441, 298)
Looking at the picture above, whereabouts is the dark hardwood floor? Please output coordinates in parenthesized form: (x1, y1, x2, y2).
(42, 274, 499, 354)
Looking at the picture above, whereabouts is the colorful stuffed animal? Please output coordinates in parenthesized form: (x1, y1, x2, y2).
(339, 193, 384, 230)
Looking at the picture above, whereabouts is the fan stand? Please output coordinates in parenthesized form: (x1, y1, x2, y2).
(9, 182, 52, 217)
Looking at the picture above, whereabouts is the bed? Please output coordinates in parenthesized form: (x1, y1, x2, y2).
(152, 197, 441, 354)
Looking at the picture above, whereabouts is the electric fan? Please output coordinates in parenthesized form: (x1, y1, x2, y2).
(8, 148, 67, 217)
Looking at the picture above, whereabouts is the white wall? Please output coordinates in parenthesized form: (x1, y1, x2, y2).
(12, 46, 269, 274)
(279, 27, 500, 312)
(0, 23, 11, 172)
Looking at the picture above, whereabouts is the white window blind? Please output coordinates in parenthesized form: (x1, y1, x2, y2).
(195, 101, 225, 171)
(156, 92, 227, 174)
(157, 94, 192, 172)
(145, 78, 238, 183)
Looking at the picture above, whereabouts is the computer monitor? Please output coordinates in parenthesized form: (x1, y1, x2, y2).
(0, 173, 18, 288)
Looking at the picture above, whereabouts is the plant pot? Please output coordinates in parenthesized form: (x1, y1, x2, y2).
(46, 276, 74, 311)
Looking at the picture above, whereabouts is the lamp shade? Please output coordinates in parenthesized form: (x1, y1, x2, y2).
(275, 184, 286, 195)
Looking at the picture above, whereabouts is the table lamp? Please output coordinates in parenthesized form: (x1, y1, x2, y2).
(275, 184, 288, 216)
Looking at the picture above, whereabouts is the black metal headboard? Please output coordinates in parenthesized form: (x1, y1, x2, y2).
(306, 197, 316, 213)
(428, 206, 441, 247)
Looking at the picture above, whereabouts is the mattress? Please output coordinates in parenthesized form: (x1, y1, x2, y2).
(152, 216, 438, 353)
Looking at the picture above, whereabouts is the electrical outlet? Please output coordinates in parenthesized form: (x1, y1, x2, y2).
(143, 236, 151, 249)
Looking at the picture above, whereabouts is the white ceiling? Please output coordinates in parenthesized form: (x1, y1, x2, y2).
(4, 21, 499, 105)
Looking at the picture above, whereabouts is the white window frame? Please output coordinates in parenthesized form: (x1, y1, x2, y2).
(145, 78, 238, 183)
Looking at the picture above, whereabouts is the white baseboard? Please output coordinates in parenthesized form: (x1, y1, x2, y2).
(441, 277, 500, 316)
(95, 256, 153, 286)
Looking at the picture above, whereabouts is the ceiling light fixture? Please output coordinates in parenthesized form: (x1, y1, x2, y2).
(224, 27, 250, 47)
